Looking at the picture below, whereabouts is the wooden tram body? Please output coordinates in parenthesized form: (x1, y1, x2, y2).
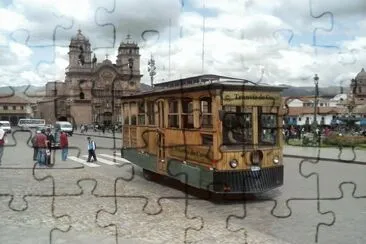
(120, 75, 285, 193)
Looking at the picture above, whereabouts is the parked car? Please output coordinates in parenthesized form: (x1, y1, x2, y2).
(54, 121, 73, 136)
(0, 121, 12, 133)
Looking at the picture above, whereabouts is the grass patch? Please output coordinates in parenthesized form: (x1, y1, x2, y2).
(286, 136, 366, 150)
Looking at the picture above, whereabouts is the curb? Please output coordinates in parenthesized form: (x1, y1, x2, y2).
(73, 132, 122, 139)
(283, 154, 365, 165)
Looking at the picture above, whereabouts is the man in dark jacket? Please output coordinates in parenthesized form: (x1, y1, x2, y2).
(45, 128, 55, 165)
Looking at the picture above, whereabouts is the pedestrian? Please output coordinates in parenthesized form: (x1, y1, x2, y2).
(0, 125, 7, 165)
(60, 130, 68, 161)
(45, 128, 55, 166)
(32, 130, 41, 161)
(86, 137, 97, 162)
(36, 129, 48, 166)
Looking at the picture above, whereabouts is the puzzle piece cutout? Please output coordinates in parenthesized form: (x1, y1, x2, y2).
(319, 182, 366, 244)
(96, 177, 203, 243)
(0, 196, 71, 244)
(51, 179, 116, 243)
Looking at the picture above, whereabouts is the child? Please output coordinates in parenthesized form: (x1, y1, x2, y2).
(86, 137, 97, 162)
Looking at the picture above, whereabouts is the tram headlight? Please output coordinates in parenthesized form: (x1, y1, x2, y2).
(229, 159, 238, 168)
(273, 156, 279, 164)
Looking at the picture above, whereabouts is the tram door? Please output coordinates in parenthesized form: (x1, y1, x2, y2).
(157, 100, 166, 174)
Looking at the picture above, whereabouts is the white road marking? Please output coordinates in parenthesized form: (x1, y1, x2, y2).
(68, 156, 100, 167)
(81, 155, 121, 166)
(98, 154, 131, 163)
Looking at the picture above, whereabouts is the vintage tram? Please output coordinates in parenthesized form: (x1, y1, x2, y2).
(120, 74, 285, 193)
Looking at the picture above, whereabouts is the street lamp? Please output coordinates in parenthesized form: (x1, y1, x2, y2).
(313, 74, 319, 140)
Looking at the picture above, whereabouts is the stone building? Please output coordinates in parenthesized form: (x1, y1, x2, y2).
(37, 30, 143, 126)
(350, 68, 366, 105)
(0, 95, 35, 126)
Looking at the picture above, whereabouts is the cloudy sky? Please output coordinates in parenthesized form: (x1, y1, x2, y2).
(0, 0, 365, 88)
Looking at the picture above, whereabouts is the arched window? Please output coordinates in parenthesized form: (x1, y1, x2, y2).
(79, 92, 85, 99)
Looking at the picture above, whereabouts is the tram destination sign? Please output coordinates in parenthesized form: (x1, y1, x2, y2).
(222, 91, 281, 106)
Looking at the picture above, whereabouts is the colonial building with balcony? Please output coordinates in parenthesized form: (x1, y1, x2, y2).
(36, 30, 143, 126)
(283, 96, 347, 127)
(0, 95, 35, 125)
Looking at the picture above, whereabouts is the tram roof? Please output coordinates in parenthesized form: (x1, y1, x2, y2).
(125, 74, 286, 98)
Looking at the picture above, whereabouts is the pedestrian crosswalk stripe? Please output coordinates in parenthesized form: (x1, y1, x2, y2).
(68, 156, 100, 167)
(81, 155, 121, 166)
(98, 154, 131, 163)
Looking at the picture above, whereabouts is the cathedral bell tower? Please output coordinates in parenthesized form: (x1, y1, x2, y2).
(68, 29, 92, 71)
(116, 34, 141, 77)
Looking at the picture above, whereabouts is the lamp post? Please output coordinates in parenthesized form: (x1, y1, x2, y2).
(148, 54, 156, 88)
(313, 74, 319, 139)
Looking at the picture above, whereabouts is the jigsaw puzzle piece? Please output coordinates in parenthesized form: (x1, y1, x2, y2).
(32, 157, 134, 196)
(96, 193, 202, 243)
(318, 182, 366, 244)
(0, 196, 71, 244)
(0, 164, 54, 211)
(51, 179, 115, 243)
(228, 198, 335, 244)
(186, 200, 291, 244)
(300, 152, 366, 197)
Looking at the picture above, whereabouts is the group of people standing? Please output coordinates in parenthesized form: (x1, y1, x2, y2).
(32, 128, 69, 166)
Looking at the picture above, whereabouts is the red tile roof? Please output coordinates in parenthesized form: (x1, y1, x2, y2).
(287, 107, 346, 116)
(0, 95, 32, 104)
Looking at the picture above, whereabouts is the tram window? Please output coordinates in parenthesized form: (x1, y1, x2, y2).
(138, 101, 145, 125)
(147, 101, 155, 125)
(168, 99, 179, 128)
(200, 97, 212, 128)
(181, 98, 194, 128)
(131, 115, 137, 125)
(222, 112, 253, 146)
(123, 103, 129, 125)
(259, 112, 277, 145)
(201, 134, 213, 145)
(130, 102, 137, 125)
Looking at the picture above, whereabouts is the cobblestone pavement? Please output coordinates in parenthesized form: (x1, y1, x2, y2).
(0, 133, 365, 243)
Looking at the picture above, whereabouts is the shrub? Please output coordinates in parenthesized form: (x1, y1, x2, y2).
(323, 133, 366, 147)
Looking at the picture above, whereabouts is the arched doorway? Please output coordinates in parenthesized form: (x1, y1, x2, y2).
(10, 116, 18, 126)
(103, 112, 112, 126)
(58, 116, 67, 121)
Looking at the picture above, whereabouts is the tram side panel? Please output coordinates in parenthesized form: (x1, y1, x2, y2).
(122, 125, 158, 172)
(164, 129, 215, 189)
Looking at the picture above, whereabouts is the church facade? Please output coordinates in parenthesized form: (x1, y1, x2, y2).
(36, 30, 143, 126)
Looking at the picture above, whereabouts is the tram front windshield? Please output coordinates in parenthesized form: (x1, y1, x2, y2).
(221, 106, 278, 147)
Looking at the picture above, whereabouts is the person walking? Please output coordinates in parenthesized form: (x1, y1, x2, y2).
(60, 130, 68, 161)
(86, 137, 97, 162)
(32, 130, 41, 161)
(36, 129, 48, 166)
(0, 126, 6, 165)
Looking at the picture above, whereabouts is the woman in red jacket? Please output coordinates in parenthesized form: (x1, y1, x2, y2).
(60, 130, 69, 161)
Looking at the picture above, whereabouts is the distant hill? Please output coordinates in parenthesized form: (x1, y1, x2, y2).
(0, 84, 349, 100)
(280, 86, 349, 97)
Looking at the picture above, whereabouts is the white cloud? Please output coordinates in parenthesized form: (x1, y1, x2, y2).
(0, 0, 365, 89)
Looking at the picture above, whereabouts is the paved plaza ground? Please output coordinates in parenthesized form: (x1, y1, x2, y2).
(0, 132, 365, 243)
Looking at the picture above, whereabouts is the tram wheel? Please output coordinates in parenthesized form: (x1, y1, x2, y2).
(142, 169, 160, 181)
(143, 169, 154, 181)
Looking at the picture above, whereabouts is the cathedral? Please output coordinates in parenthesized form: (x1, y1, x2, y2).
(37, 29, 143, 126)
